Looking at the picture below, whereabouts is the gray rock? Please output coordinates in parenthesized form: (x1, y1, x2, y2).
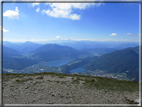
(31, 100, 36, 103)
(27, 77, 33, 80)
(36, 76, 44, 79)
(51, 93, 56, 96)
(25, 86, 28, 89)
(135, 99, 140, 104)
(34, 91, 37, 94)
(10, 85, 14, 87)
(3, 83, 7, 87)
(38, 87, 45, 90)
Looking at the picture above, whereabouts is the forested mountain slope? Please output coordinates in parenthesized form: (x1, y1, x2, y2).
(84, 46, 139, 81)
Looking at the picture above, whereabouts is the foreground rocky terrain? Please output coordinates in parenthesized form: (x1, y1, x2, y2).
(3, 72, 140, 105)
(0, 74, 1, 105)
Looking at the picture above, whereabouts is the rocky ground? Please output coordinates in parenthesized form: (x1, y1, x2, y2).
(2, 73, 140, 105)
(0, 74, 1, 106)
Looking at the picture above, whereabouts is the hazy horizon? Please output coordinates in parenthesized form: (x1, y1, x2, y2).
(3, 39, 140, 45)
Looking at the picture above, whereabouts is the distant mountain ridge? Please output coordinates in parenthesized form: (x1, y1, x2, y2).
(84, 46, 139, 81)
(3, 41, 43, 53)
(113, 42, 139, 50)
(3, 57, 39, 70)
(58, 41, 139, 50)
(28, 44, 83, 61)
(3, 46, 22, 58)
(81, 48, 119, 56)
(59, 41, 109, 50)
(3, 47, 39, 70)
(3, 45, 40, 70)
(3, 40, 139, 51)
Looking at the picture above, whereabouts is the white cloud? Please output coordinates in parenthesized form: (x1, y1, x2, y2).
(3, 38, 138, 43)
(131, 34, 139, 36)
(125, 33, 131, 35)
(42, 10, 46, 14)
(109, 33, 117, 36)
(43, 8, 80, 20)
(3, 7, 19, 19)
(3, 28, 9, 32)
(72, 39, 112, 41)
(43, 3, 103, 20)
(32, 3, 39, 7)
(21, 12, 26, 17)
(46, 3, 96, 10)
(56, 36, 62, 39)
(3, 38, 50, 42)
(0, 26, 9, 32)
(124, 33, 139, 36)
(36, 7, 40, 12)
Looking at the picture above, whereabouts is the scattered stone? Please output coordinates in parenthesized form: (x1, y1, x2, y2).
(3, 83, 7, 87)
(25, 86, 28, 89)
(134, 99, 140, 104)
(31, 100, 36, 103)
(10, 85, 14, 87)
(34, 91, 37, 94)
(40, 87, 45, 90)
(25, 101, 29, 104)
(38, 97, 43, 100)
(36, 76, 44, 79)
(51, 93, 56, 96)
(27, 77, 33, 80)
(38, 87, 45, 91)
(66, 96, 71, 98)
(10, 94, 15, 98)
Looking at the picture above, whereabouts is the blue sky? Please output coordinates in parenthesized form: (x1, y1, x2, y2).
(2, 2, 139, 43)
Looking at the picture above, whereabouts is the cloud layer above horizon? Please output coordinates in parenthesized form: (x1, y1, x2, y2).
(109, 33, 117, 36)
(3, 7, 19, 19)
(42, 3, 102, 20)
(3, 3, 139, 43)
(0, 26, 9, 32)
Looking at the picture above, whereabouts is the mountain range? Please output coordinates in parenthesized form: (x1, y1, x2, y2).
(3, 40, 139, 52)
(3, 41, 43, 53)
(2, 41, 140, 81)
(84, 46, 139, 81)
(28, 44, 83, 61)
(3, 46, 22, 58)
